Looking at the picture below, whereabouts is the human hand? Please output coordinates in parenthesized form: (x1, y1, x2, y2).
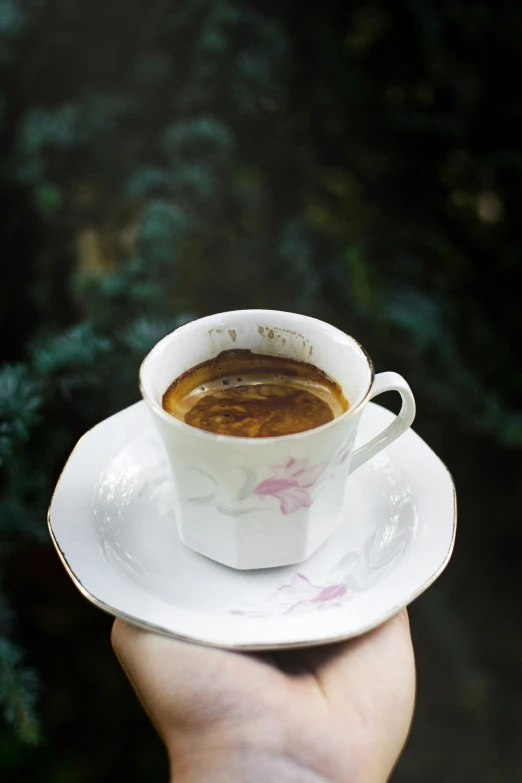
(112, 611, 415, 783)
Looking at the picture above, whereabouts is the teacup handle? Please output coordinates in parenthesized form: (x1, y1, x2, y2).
(349, 372, 416, 474)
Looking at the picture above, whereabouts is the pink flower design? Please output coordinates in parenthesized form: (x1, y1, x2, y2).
(312, 583, 347, 602)
(229, 573, 350, 617)
(280, 574, 348, 613)
(253, 458, 327, 514)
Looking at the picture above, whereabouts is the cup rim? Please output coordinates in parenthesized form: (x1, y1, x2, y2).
(138, 309, 375, 444)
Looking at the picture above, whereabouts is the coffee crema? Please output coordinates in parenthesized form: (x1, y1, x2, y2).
(162, 349, 349, 437)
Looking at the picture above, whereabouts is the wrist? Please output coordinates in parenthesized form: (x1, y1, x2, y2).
(171, 752, 334, 783)
(167, 730, 335, 783)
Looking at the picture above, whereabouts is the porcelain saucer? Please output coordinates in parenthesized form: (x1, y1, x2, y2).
(48, 401, 456, 650)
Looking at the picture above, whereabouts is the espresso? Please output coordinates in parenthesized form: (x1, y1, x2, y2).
(162, 349, 349, 437)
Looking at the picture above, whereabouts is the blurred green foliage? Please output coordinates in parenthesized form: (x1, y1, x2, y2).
(1, 0, 521, 780)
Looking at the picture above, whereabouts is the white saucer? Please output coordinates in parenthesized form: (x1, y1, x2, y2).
(48, 401, 456, 650)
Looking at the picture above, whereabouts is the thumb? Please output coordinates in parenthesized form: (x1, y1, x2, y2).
(301, 610, 416, 780)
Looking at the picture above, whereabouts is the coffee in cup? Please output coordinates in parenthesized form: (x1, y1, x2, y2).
(162, 349, 349, 437)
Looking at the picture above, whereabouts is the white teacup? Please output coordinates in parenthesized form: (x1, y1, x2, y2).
(139, 310, 415, 569)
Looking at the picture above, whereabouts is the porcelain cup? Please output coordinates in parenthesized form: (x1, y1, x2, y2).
(139, 309, 416, 569)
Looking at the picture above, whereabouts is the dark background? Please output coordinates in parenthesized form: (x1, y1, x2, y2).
(1, 1, 520, 780)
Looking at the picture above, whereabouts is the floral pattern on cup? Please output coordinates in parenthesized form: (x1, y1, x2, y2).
(187, 447, 350, 517)
(253, 458, 327, 515)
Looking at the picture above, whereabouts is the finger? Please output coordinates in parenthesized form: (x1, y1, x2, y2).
(302, 609, 414, 681)
(305, 609, 415, 712)
(111, 620, 224, 729)
(110, 620, 283, 736)
(112, 619, 224, 744)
